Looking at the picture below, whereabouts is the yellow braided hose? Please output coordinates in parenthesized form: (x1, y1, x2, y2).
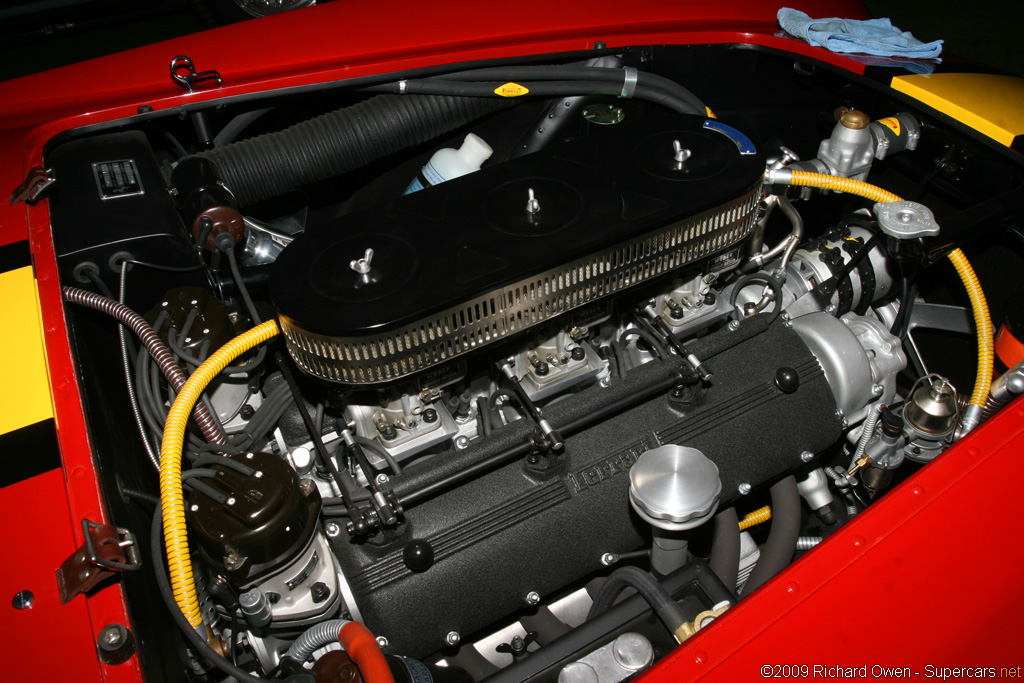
(738, 505, 772, 531)
(788, 170, 901, 204)
(159, 319, 280, 628)
(785, 171, 993, 425)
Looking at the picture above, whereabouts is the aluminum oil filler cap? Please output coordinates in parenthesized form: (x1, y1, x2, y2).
(629, 445, 721, 531)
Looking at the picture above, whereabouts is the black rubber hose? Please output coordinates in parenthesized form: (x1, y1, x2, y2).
(434, 65, 706, 114)
(709, 508, 740, 593)
(587, 566, 688, 636)
(186, 94, 510, 207)
(742, 476, 801, 595)
(367, 78, 701, 117)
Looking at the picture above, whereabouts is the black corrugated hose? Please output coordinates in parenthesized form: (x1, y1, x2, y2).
(185, 94, 511, 207)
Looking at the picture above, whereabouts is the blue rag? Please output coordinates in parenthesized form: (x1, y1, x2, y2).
(778, 8, 943, 60)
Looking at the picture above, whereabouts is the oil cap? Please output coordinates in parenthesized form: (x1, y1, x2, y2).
(629, 445, 721, 531)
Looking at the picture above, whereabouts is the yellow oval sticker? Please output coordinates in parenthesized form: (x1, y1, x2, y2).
(495, 82, 530, 97)
(877, 116, 901, 136)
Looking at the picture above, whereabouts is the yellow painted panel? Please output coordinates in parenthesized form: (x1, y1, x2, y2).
(891, 73, 1024, 147)
(0, 266, 54, 434)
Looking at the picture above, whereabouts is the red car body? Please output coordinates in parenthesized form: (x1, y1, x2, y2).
(1, 1, 1022, 680)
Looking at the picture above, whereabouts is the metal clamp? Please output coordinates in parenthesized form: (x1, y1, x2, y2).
(56, 520, 142, 604)
(171, 55, 222, 93)
(9, 166, 55, 205)
(673, 604, 730, 643)
(619, 66, 638, 99)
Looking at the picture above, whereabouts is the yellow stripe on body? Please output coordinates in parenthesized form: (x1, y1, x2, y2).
(891, 73, 1024, 147)
(0, 266, 54, 434)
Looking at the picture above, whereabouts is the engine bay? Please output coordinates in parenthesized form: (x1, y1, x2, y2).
(44, 43, 1024, 682)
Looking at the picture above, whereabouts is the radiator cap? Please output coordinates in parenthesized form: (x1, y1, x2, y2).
(629, 445, 721, 531)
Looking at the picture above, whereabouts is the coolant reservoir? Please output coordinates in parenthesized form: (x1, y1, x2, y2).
(404, 133, 493, 194)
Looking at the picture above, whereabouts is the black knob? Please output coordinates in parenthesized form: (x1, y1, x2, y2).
(404, 539, 435, 572)
(775, 367, 799, 393)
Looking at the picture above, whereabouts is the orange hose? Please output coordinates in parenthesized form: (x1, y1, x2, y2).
(340, 622, 395, 683)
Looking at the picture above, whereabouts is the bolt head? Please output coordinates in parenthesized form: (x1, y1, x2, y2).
(446, 631, 460, 646)
(376, 473, 389, 485)
(728, 320, 741, 331)
(599, 376, 611, 388)
(872, 384, 884, 396)
(11, 590, 33, 610)
(800, 450, 814, 463)
(738, 483, 752, 495)
(526, 591, 541, 606)
(325, 522, 341, 538)
(376, 636, 389, 648)
(601, 553, 615, 566)
(455, 436, 470, 450)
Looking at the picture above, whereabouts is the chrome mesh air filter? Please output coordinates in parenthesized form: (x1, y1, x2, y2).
(271, 114, 765, 386)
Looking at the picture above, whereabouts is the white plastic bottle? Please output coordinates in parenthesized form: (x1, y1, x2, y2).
(404, 133, 493, 194)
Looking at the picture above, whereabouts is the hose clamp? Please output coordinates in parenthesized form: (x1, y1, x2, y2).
(620, 67, 638, 99)
(764, 167, 793, 187)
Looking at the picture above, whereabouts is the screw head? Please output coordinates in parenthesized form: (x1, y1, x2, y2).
(11, 590, 33, 610)
(445, 631, 461, 646)
(738, 483, 752, 495)
(800, 450, 814, 463)
(226, 497, 236, 506)
(102, 625, 123, 646)
(525, 591, 541, 606)
(376, 636, 389, 648)
(325, 522, 341, 538)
